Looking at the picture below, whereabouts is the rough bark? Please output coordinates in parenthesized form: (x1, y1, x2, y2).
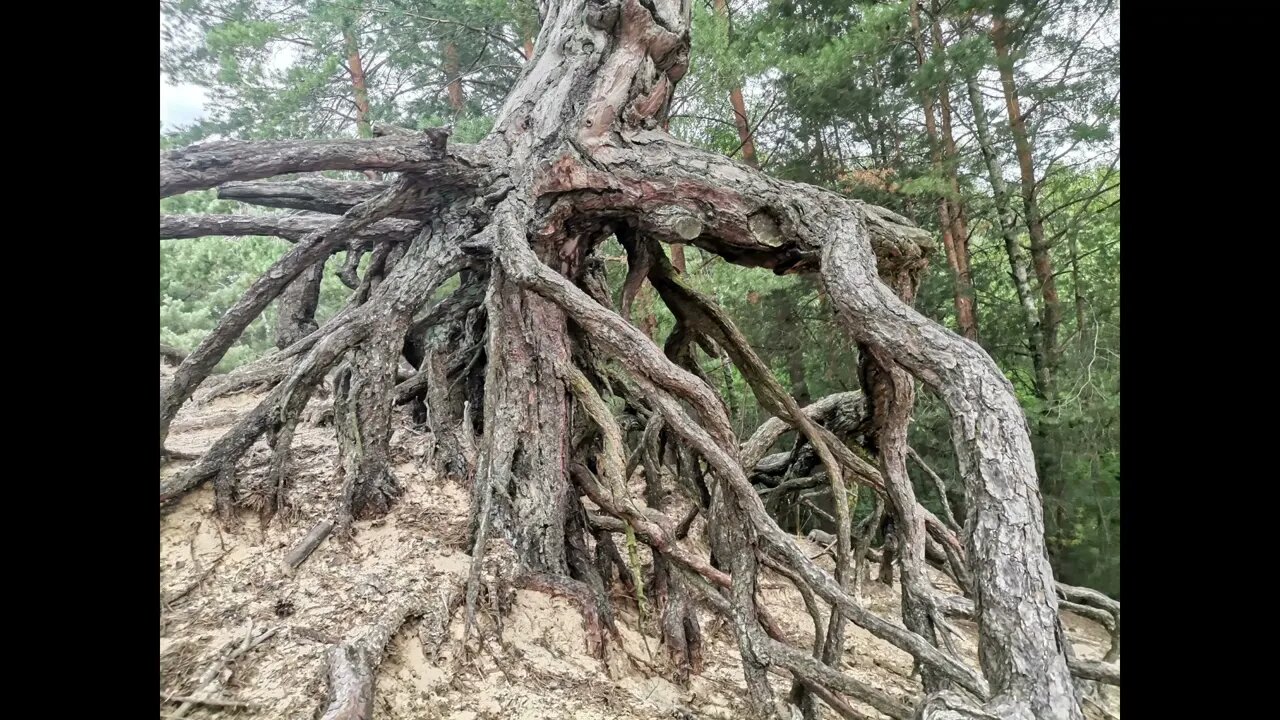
(991, 14, 1059, 372)
(928, 0, 977, 342)
(160, 132, 452, 198)
(965, 75, 1047, 397)
(160, 213, 420, 244)
(444, 42, 466, 112)
(343, 28, 374, 139)
(160, 176, 427, 453)
(714, 0, 758, 168)
(472, 261, 574, 575)
(319, 590, 445, 720)
(991, 13, 1070, 553)
(275, 261, 326, 350)
(821, 219, 1081, 719)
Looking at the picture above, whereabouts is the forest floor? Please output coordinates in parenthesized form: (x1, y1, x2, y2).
(159, 360, 1121, 720)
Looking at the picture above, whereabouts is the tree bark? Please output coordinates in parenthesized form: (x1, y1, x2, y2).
(965, 75, 1050, 401)
(343, 28, 374, 139)
(160, 132, 453, 198)
(444, 42, 466, 112)
(909, 0, 978, 342)
(713, 0, 759, 168)
(991, 12, 1068, 552)
(928, 0, 978, 343)
(992, 14, 1059, 371)
(473, 262, 574, 574)
(275, 261, 325, 350)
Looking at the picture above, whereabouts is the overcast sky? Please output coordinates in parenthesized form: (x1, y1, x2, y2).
(160, 8, 211, 131)
(161, 74, 209, 130)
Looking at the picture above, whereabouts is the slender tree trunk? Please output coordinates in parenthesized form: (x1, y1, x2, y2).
(1068, 230, 1088, 351)
(714, 0, 759, 168)
(444, 42, 466, 113)
(669, 243, 686, 273)
(992, 14, 1059, 369)
(909, 1, 978, 342)
(929, 1, 978, 343)
(991, 13, 1068, 552)
(343, 30, 373, 138)
(272, 25, 374, 350)
(778, 289, 812, 408)
(965, 76, 1049, 399)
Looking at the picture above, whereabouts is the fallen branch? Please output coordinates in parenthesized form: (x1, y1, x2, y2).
(283, 519, 336, 571)
(1066, 659, 1121, 686)
(219, 177, 390, 216)
(160, 343, 188, 365)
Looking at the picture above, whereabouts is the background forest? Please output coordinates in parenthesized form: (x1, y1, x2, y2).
(160, 0, 1119, 596)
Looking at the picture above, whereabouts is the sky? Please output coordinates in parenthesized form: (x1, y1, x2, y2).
(160, 7, 209, 130)
(161, 74, 209, 130)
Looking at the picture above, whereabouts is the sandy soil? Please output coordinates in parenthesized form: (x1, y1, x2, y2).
(159, 360, 1120, 719)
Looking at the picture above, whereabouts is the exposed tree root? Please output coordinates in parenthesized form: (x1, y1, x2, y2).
(319, 592, 434, 720)
(276, 262, 326, 349)
(160, 343, 187, 366)
(157, 4, 1112, 717)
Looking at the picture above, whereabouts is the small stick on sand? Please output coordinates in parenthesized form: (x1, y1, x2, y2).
(284, 519, 336, 571)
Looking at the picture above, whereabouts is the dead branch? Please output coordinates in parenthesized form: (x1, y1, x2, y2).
(219, 177, 390, 216)
(283, 519, 336, 571)
(160, 343, 188, 366)
(161, 131, 452, 197)
(160, 213, 420, 244)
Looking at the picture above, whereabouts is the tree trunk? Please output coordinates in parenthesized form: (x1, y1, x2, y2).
(1067, 230, 1088, 351)
(965, 75, 1050, 401)
(343, 29, 374, 139)
(474, 264, 574, 574)
(444, 42, 466, 113)
(909, 1, 978, 342)
(281, 20, 374, 350)
(992, 14, 1060, 371)
(714, 0, 759, 168)
(991, 12, 1068, 553)
(929, 0, 978, 343)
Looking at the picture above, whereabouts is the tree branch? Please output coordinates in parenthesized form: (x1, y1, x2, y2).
(160, 214, 420, 244)
(161, 130, 454, 197)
